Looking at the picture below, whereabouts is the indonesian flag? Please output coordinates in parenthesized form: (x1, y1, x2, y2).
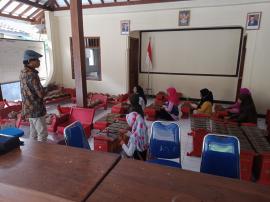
(146, 39, 152, 69)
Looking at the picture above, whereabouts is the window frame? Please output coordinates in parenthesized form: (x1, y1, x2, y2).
(70, 37, 102, 81)
(0, 80, 22, 101)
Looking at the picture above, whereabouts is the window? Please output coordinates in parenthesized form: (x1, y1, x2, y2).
(0, 81, 21, 101)
(70, 37, 101, 81)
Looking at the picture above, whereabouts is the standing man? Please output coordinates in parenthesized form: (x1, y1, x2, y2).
(20, 50, 48, 142)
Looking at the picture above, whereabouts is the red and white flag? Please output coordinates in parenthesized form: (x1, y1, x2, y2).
(145, 39, 152, 69)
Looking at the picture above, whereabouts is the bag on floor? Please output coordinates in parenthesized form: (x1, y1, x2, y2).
(0, 135, 20, 154)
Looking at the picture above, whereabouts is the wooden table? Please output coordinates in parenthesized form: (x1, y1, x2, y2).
(0, 140, 120, 201)
(88, 159, 270, 202)
(0, 182, 73, 202)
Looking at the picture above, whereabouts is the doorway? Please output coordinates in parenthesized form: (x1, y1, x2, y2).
(128, 37, 139, 93)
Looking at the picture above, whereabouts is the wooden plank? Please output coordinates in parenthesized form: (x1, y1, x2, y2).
(54, 0, 60, 8)
(0, 0, 13, 13)
(63, 0, 70, 7)
(87, 159, 270, 202)
(27, 8, 41, 19)
(0, 12, 34, 22)
(19, 5, 32, 17)
(34, 9, 44, 19)
(54, 0, 186, 11)
(0, 141, 120, 201)
(9, 2, 23, 15)
(0, 182, 73, 202)
(70, 0, 87, 107)
(16, 0, 53, 11)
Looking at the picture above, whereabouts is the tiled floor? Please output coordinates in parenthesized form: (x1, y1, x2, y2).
(21, 100, 266, 173)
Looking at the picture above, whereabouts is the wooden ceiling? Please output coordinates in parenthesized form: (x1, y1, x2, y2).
(0, 0, 183, 24)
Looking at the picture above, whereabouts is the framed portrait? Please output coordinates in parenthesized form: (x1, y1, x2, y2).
(120, 20, 130, 35)
(179, 10, 190, 26)
(246, 12, 262, 30)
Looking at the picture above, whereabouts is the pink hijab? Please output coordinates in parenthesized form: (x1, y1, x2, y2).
(167, 87, 180, 105)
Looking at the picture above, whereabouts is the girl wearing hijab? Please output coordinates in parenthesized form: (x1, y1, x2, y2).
(133, 85, 147, 109)
(129, 94, 144, 118)
(230, 93, 257, 124)
(226, 88, 251, 114)
(192, 88, 213, 115)
(120, 112, 148, 160)
(157, 87, 180, 121)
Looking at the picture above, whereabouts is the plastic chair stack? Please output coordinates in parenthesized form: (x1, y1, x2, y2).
(147, 121, 181, 168)
(64, 121, 91, 150)
(187, 114, 211, 157)
(200, 134, 240, 179)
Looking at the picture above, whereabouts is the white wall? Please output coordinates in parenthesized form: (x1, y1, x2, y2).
(49, 0, 270, 114)
(49, 13, 130, 95)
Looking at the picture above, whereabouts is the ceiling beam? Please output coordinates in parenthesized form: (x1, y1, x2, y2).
(0, 12, 34, 22)
(0, 1, 13, 13)
(45, 0, 57, 10)
(16, 0, 53, 11)
(64, 0, 70, 7)
(31, 13, 45, 24)
(19, 5, 32, 17)
(34, 10, 44, 21)
(54, 0, 60, 8)
(28, 8, 42, 19)
(54, 0, 183, 11)
(10, 3, 23, 15)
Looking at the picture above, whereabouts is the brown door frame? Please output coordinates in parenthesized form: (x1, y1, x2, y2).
(235, 34, 247, 102)
(128, 37, 139, 93)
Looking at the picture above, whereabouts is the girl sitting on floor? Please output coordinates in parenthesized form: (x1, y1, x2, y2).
(129, 94, 144, 118)
(157, 87, 180, 121)
(226, 88, 251, 114)
(133, 85, 147, 109)
(229, 93, 257, 124)
(120, 111, 148, 161)
(192, 88, 213, 115)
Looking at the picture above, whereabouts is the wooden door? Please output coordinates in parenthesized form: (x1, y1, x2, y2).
(129, 37, 139, 93)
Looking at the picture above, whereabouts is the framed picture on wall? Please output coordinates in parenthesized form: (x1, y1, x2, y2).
(120, 20, 130, 35)
(179, 10, 190, 26)
(246, 12, 262, 30)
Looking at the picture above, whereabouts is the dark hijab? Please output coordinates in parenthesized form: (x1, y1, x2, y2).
(238, 94, 257, 123)
(129, 94, 144, 118)
(197, 88, 214, 109)
(135, 85, 147, 105)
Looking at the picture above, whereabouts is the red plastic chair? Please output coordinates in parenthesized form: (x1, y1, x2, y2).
(57, 107, 95, 138)
(57, 105, 72, 115)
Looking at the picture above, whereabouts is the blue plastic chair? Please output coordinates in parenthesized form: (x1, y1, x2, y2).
(200, 134, 240, 179)
(64, 121, 91, 150)
(147, 121, 181, 168)
(0, 115, 24, 138)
